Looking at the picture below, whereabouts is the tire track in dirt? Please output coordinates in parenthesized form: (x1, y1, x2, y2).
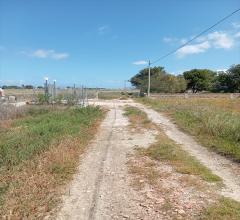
(55, 100, 157, 219)
(54, 99, 240, 219)
(137, 103, 240, 202)
(88, 102, 116, 220)
(55, 102, 118, 219)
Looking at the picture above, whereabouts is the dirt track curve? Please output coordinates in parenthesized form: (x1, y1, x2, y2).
(54, 99, 240, 219)
(56, 100, 156, 219)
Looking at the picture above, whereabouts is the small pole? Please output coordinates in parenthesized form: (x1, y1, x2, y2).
(44, 77, 49, 102)
(73, 84, 76, 96)
(148, 60, 151, 97)
(96, 87, 99, 100)
(82, 85, 85, 106)
(53, 80, 56, 101)
(85, 87, 88, 106)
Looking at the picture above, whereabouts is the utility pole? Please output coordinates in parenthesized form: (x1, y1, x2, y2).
(82, 85, 84, 106)
(85, 87, 88, 106)
(148, 60, 151, 97)
(96, 87, 99, 100)
(53, 80, 56, 101)
(73, 84, 76, 97)
(44, 77, 49, 102)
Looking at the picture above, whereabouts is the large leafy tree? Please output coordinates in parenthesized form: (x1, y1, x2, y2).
(213, 64, 240, 92)
(212, 71, 232, 92)
(130, 66, 186, 93)
(130, 66, 166, 92)
(228, 64, 240, 92)
(183, 69, 216, 93)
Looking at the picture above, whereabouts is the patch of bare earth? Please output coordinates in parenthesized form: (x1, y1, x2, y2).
(135, 103, 240, 202)
(54, 102, 158, 219)
(128, 152, 219, 220)
(125, 105, 218, 219)
(51, 100, 240, 219)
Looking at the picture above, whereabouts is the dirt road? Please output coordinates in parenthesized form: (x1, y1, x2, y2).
(56, 101, 157, 219)
(135, 103, 240, 202)
(54, 99, 240, 219)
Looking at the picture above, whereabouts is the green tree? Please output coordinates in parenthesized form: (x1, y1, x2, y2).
(130, 66, 186, 93)
(212, 71, 231, 92)
(130, 66, 166, 92)
(183, 69, 216, 93)
(213, 64, 240, 92)
(24, 85, 34, 89)
(228, 64, 240, 92)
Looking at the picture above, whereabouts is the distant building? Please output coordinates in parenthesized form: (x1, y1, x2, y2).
(0, 88, 5, 97)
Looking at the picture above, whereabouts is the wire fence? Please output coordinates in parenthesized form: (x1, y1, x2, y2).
(42, 83, 92, 106)
(0, 85, 139, 106)
(0, 85, 98, 106)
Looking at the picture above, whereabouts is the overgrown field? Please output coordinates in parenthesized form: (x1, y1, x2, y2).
(125, 106, 240, 219)
(98, 91, 126, 100)
(124, 106, 220, 182)
(98, 90, 139, 100)
(124, 106, 154, 130)
(0, 105, 104, 218)
(138, 97, 240, 162)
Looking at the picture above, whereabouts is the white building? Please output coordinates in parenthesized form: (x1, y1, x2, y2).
(0, 88, 5, 97)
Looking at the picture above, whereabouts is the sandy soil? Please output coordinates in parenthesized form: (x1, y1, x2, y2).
(55, 101, 157, 219)
(52, 99, 240, 219)
(135, 102, 240, 202)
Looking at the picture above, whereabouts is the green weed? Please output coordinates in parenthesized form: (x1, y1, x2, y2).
(143, 132, 221, 182)
(138, 97, 240, 161)
(0, 106, 103, 168)
(201, 197, 240, 220)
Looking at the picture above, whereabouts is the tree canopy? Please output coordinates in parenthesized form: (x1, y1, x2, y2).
(212, 65, 240, 92)
(183, 69, 216, 93)
(130, 64, 240, 93)
(130, 66, 186, 93)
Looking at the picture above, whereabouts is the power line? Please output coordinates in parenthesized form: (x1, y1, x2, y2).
(151, 8, 240, 65)
(145, 8, 240, 97)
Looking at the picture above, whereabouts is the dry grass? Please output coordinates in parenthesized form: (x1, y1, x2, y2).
(128, 148, 216, 219)
(126, 104, 240, 219)
(201, 197, 240, 220)
(98, 91, 123, 100)
(124, 105, 220, 183)
(128, 157, 161, 189)
(123, 106, 156, 130)
(0, 106, 105, 218)
(0, 136, 98, 218)
(0, 104, 53, 121)
(142, 131, 221, 183)
(4, 88, 43, 102)
(4, 89, 43, 96)
(138, 97, 240, 161)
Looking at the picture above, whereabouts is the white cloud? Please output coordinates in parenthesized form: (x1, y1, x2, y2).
(180, 38, 188, 44)
(234, 32, 240, 38)
(30, 49, 69, 60)
(163, 37, 172, 43)
(163, 37, 177, 43)
(51, 52, 69, 60)
(216, 69, 227, 72)
(176, 41, 210, 58)
(175, 30, 236, 58)
(232, 22, 240, 29)
(33, 49, 50, 58)
(132, 60, 148, 65)
(208, 31, 233, 49)
(98, 25, 109, 35)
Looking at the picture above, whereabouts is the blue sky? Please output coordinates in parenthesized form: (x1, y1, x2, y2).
(0, 0, 240, 88)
